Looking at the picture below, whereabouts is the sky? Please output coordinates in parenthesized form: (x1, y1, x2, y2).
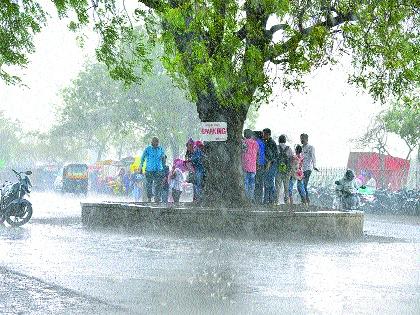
(0, 8, 408, 167)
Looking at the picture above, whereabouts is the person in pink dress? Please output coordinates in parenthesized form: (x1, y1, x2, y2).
(242, 129, 259, 201)
(288, 144, 307, 205)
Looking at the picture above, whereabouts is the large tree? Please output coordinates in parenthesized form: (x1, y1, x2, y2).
(0, 112, 23, 167)
(2, 0, 419, 205)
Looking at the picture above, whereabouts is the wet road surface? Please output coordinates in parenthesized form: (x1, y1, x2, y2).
(0, 192, 419, 314)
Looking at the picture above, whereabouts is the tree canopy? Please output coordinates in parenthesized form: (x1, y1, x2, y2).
(55, 0, 420, 105)
(0, 0, 46, 84)
(2, 1, 419, 104)
(2, 0, 419, 204)
(383, 97, 420, 159)
(52, 60, 200, 161)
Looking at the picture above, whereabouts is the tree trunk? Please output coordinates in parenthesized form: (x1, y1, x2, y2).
(417, 146, 420, 190)
(197, 96, 249, 207)
(117, 142, 123, 160)
(96, 144, 106, 162)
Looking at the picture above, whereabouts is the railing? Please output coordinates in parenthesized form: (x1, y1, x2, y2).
(309, 167, 347, 188)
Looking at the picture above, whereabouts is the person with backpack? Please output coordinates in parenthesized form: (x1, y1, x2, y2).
(276, 135, 293, 204)
(263, 128, 278, 205)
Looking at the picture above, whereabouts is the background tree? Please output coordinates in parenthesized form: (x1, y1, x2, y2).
(383, 97, 420, 160)
(355, 97, 419, 188)
(383, 97, 420, 187)
(52, 61, 200, 161)
(355, 114, 390, 188)
(54, 63, 142, 161)
(0, 112, 23, 168)
(132, 62, 200, 158)
(2, 1, 419, 205)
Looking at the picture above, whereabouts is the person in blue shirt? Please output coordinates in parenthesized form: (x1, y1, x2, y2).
(254, 131, 266, 204)
(140, 137, 166, 203)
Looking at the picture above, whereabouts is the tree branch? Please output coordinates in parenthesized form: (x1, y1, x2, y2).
(138, 0, 166, 13)
(268, 23, 289, 35)
(266, 10, 356, 62)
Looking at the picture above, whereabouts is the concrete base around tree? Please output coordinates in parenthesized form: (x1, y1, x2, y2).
(81, 202, 364, 240)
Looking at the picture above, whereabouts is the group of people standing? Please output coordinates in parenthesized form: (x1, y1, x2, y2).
(137, 130, 317, 205)
(138, 137, 205, 203)
(242, 129, 318, 205)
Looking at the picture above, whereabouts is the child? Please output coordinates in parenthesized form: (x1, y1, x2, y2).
(170, 159, 185, 203)
(288, 145, 307, 205)
(131, 169, 144, 202)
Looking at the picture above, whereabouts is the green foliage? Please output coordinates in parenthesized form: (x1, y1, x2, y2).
(1, 0, 419, 114)
(383, 97, 420, 158)
(52, 59, 199, 160)
(343, 0, 420, 102)
(0, 112, 22, 165)
(0, 0, 47, 84)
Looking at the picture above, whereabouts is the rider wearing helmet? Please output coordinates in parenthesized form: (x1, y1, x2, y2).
(335, 169, 360, 210)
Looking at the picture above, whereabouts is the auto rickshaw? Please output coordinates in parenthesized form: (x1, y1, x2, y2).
(62, 163, 89, 194)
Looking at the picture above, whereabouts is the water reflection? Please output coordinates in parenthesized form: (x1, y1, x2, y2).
(0, 192, 419, 314)
(0, 225, 30, 241)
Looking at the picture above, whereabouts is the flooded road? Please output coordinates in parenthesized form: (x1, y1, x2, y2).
(0, 192, 419, 314)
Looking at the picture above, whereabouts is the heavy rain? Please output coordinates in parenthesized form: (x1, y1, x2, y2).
(0, 1, 419, 314)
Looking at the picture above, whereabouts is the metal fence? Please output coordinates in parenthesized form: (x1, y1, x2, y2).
(309, 167, 346, 188)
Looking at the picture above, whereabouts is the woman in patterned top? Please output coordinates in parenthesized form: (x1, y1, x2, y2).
(288, 144, 307, 205)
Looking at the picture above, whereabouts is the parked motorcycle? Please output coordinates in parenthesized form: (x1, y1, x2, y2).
(0, 169, 33, 226)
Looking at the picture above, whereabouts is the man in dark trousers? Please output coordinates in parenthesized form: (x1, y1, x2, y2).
(140, 137, 166, 203)
(300, 133, 319, 204)
(254, 131, 266, 204)
(263, 128, 278, 205)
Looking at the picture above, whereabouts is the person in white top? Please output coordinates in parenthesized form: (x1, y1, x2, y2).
(170, 159, 185, 203)
(365, 171, 377, 191)
(300, 133, 319, 204)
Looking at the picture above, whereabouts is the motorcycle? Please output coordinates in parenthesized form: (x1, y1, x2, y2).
(0, 169, 33, 227)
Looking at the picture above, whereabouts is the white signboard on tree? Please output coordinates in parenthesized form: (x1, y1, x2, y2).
(200, 122, 228, 141)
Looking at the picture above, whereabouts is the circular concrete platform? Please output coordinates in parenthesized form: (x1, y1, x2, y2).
(81, 202, 363, 239)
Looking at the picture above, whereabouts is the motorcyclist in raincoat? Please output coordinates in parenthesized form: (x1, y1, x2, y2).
(335, 169, 361, 210)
